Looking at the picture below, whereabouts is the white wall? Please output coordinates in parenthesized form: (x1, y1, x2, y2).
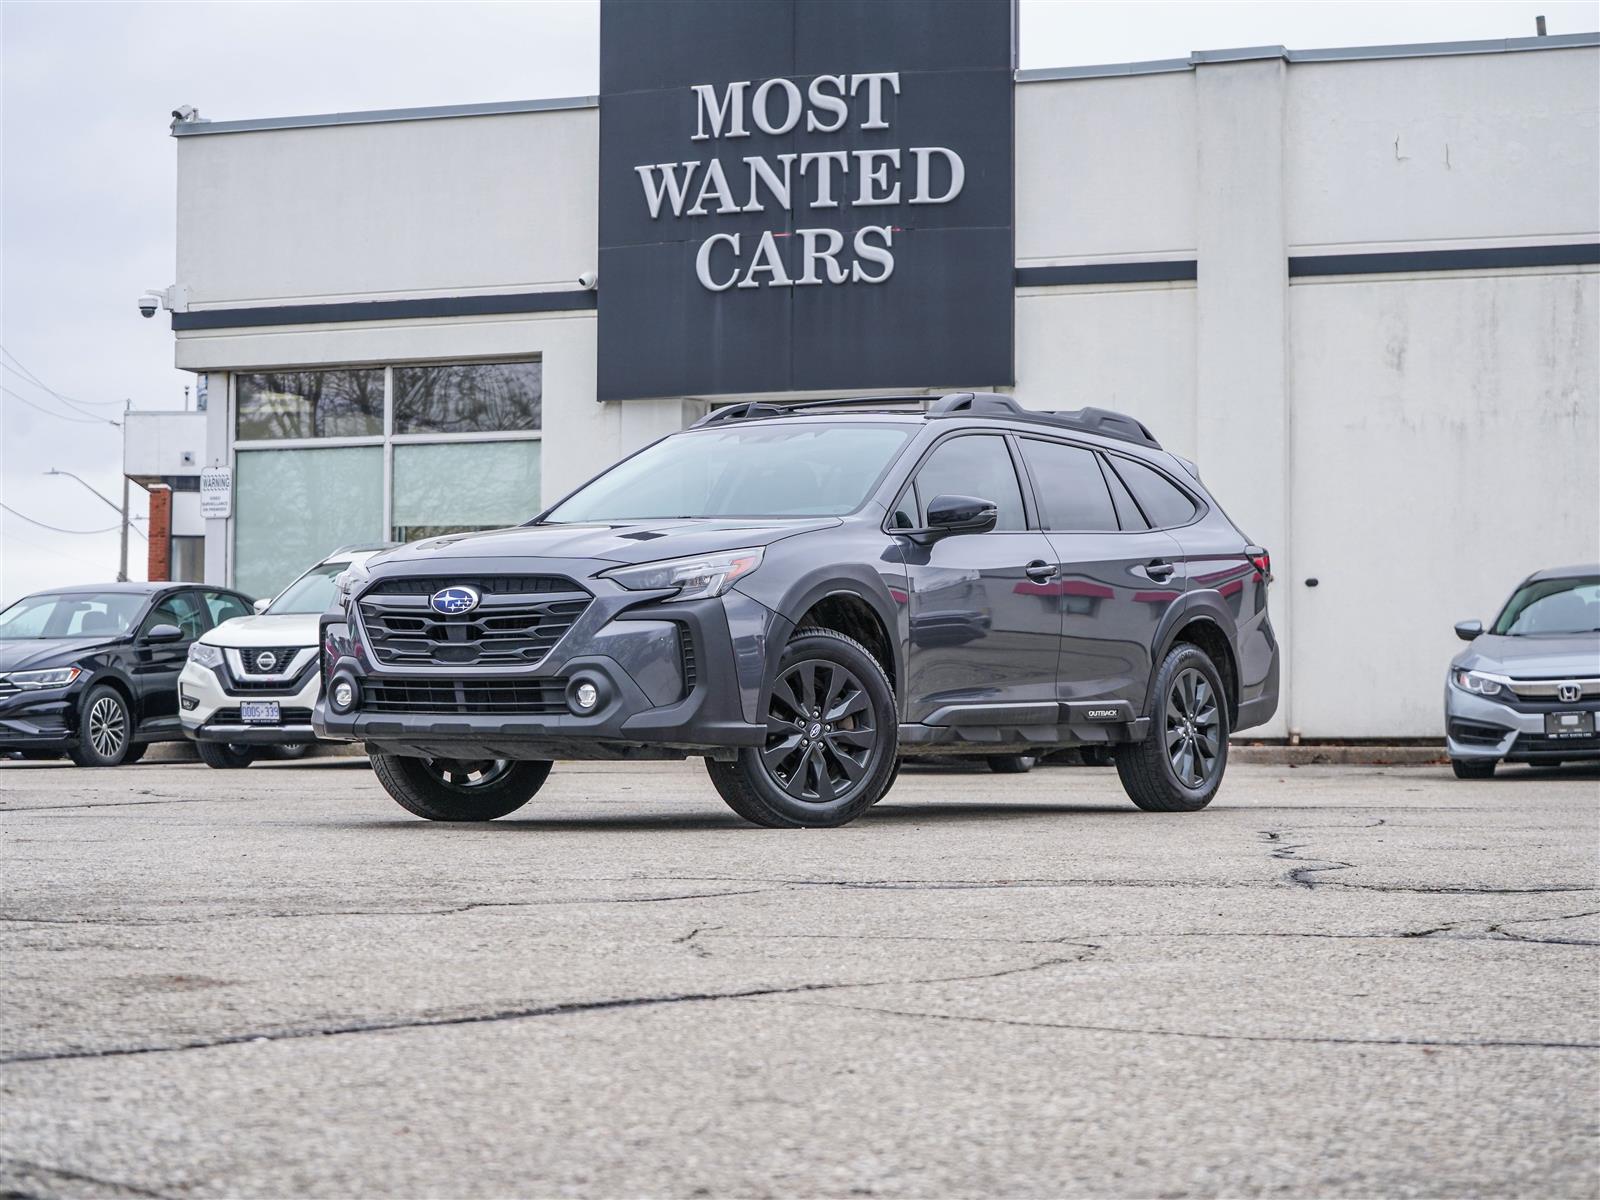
(178, 109, 598, 306)
(123, 410, 206, 478)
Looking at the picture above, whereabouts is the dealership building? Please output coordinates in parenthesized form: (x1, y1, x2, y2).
(162, 4, 1598, 738)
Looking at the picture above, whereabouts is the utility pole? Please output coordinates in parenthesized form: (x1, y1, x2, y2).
(44, 466, 131, 582)
(120, 400, 131, 581)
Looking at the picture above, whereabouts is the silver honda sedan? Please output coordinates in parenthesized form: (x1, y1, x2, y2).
(1446, 564, 1600, 778)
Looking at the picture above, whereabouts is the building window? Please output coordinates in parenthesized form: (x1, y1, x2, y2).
(170, 536, 206, 583)
(230, 360, 541, 596)
(234, 446, 384, 599)
(236, 369, 384, 439)
(392, 440, 542, 542)
(393, 361, 542, 434)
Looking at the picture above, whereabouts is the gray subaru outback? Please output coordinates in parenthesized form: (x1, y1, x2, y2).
(315, 392, 1280, 826)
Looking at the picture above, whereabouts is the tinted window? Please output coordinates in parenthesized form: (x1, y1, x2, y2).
(914, 435, 1025, 531)
(1099, 455, 1149, 530)
(141, 591, 206, 641)
(1110, 457, 1198, 528)
(1018, 440, 1117, 532)
(204, 590, 251, 625)
(545, 423, 912, 522)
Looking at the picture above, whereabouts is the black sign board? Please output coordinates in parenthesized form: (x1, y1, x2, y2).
(597, 0, 1015, 401)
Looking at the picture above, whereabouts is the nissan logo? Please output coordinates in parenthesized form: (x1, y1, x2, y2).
(255, 651, 277, 672)
(430, 586, 481, 616)
(1558, 683, 1582, 703)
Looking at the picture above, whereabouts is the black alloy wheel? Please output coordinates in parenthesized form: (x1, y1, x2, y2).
(1165, 667, 1222, 789)
(370, 753, 553, 821)
(759, 658, 879, 804)
(705, 628, 898, 828)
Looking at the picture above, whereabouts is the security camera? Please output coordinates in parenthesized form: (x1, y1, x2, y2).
(171, 104, 199, 123)
(137, 293, 161, 319)
(577, 270, 598, 291)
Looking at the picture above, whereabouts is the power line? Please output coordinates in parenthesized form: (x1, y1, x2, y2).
(2, 385, 121, 427)
(0, 346, 127, 409)
(0, 501, 147, 539)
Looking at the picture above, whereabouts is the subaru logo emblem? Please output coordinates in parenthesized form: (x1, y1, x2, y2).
(256, 651, 277, 672)
(1559, 683, 1581, 703)
(430, 586, 480, 616)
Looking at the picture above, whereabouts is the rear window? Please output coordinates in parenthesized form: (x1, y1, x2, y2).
(1109, 456, 1198, 529)
(1018, 439, 1117, 532)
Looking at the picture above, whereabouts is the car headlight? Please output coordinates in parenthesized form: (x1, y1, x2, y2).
(188, 641, 224, 669)
(603, 547, 764, 602)
(1454, 668, 1508, 697)
(4, 666, 82, 690)
(335, 562, 370, 606)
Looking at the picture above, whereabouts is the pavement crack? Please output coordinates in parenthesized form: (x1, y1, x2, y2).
(771, 1000, 1600, 1052)
(0, 949, 1098, 1068)
(0, 1154, 175, 1199)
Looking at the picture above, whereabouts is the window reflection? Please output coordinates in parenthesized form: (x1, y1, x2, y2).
(393, 362, 542, 434)
(236, 370, 384, 439)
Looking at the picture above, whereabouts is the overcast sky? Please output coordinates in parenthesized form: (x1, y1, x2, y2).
(2, 0, 1594, 601)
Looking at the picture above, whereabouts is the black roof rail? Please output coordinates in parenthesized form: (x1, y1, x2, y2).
(929, 392, 1161, 448)
(691, 390, 1162, 449)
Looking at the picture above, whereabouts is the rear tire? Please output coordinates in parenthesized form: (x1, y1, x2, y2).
(197, 741, 257, 769)
(986, 754, 1036, 774)
(371, 753, 551, 821)
(705, 629, 897, 828)
(122, 742, 148, 765)
(1451, 758, 1496, 779)
(271, 742, 312, 760)
(1115, 644, 1230, 812)
(68, 686, 134, 767)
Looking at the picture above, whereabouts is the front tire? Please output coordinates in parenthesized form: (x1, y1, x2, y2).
(705, 629, 897, 828)
(1451, 758, 1496, 780)
(197, 741, 257, 769)
(68, 686, 134, 767)
(371, 753, 552, 821)
(1115, 644, 1229, 812)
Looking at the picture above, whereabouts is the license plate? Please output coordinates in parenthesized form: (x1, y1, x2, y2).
(1545, 711, 1595, 739)
(240, 701, 280, 724)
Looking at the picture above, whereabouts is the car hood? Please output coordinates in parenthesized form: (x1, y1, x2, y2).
(1455, 633, 1600, 676)
(201, 613, 322, 648)
(375, 518, 842, 568)
(0, 637, 116, 673)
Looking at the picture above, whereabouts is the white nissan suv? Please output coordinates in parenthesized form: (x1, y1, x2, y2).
(180, 544, 394, 768)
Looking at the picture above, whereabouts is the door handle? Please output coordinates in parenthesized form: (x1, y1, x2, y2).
(1025, 560, 1059, 582)
(1145, 559, 1176, 582)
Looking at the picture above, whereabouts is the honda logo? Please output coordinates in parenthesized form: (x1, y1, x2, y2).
(1558, 683, 1582, 703)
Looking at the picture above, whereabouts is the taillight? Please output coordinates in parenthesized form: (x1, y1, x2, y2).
(1246, 546, 1272, 580)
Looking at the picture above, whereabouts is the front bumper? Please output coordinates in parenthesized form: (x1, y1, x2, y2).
(0, 682, 84, 750)
(314, 578, 779, 761)
(1444, 684, 1600, 763)
(179, 658, 321, 745)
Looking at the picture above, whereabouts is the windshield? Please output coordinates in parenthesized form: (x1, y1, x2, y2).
(543, 422, 913, 523)
(1492, 575, 1600, 636)
(267, 561, 350, 614)
(0, 592, 146, 639)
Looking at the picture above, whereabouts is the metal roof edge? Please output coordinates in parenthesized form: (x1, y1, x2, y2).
(171, 94, 599, 137)
(1016, 30, 1598, 83)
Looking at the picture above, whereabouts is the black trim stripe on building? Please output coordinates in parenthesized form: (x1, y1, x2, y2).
(1289, 242, 1600, 277)
(1016, 260, 1198, 287)
(170, 289, 597, 331)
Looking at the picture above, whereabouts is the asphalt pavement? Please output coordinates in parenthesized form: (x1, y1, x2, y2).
(2, 756, 1596, 1198)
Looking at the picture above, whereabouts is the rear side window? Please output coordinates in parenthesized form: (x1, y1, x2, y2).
(1018, 439, 1117, 532)
(141, 590, 207, 640)
(1098, 456, 1149, 530)
(914, 435, 1026, 531)
(1109, 456, 1198, 529)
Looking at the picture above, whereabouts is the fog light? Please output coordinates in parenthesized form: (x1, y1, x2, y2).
(331, 680, 356, 712)
(573, 681, 600, 712)
(180, 691, 198, 711)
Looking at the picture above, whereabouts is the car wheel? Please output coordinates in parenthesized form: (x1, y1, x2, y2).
(68, 686, 134, 767)
(1451, 758, 1497, 780)
(271, 742, 312, 760)
(1114, 644, 1230, 812)
(986, 754, 1036, 774)
(371, 753, 552, 821)
(705, 629, 898, 828)
(197, 741, 257, 769)
(870, 756, 904, 805)
(121, 742, 148, 765)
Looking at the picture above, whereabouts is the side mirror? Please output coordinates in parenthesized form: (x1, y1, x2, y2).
(144, 623, 184, 643)
(1454, 620, 1484, 642)
(924, 494, 998, 538)
(253, 598, 271, 614)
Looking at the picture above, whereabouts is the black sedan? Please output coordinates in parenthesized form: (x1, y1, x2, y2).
(0, 582, 254, 766)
